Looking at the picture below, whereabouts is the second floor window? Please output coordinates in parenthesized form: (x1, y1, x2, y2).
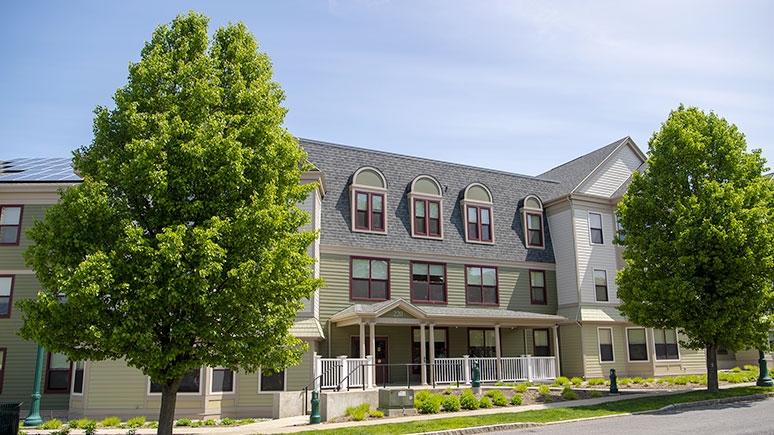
(466, 266, 497, 305)
(351, 258, 389, 301)
(0, 276, 12, 317)
(0, 206, 22, 245)
(589, 212, 603, 244)
(594, 270, 608, 302)
(411, 262, 446, 304)
(530, 270, 546, 304)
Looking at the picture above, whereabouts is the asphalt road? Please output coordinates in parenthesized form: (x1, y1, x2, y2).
(492, 397, 774, 435)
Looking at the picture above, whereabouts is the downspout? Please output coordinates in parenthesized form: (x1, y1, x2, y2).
(569, 194, 587, 377)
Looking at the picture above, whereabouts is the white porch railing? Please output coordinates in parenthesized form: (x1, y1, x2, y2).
(433, 355, 557, 384)
(315, 355, 373, 390)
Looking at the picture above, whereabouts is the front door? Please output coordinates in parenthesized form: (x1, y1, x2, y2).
(352, 337, 389, 384)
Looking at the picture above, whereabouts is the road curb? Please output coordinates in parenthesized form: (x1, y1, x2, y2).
(641, 392, 774, 415)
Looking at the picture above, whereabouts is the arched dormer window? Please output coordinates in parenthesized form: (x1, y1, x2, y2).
(408, 175, 443, 239)
(461, 183, 494, 244)
(350, 167, 387, 233)
(521, 195, 544, 248)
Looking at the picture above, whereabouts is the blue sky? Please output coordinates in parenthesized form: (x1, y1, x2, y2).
(2, 1, 772, 175)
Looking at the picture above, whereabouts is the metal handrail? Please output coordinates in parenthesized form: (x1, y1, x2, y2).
(301, 364, 340, 415)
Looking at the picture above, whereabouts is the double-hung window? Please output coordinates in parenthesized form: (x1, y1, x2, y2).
(522, 195, 544, 248)
(466, 266, 498, 305)
(594, 270, 609, 302)
(461, 183, 494, 243)
(468, 329, 496, 357)
(211, 367, 234, 393)
(654, 329, 680, 360)
(45, 352, 71, 393)
(0, 276, 12, 317)
(533, 329, 550, 356)
(599, 328, 614, 362)
(411, 262, 446, 304)
(414, 199, 441, 237)
(0, 206, 22, 245)
(350, 167, 388, 234)
(351, 258, 389, 301)
(260, 369, 285, 392)
(589, 212, 604, 244)
(355, 192, 384, 231)
(72, 361, 85, 394)
(150, 369, 201, 393)
(627, 328, 648, 361)
(530, 270, 546, 304)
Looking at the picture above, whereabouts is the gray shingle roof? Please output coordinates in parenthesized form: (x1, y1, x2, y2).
(0, 158, 81, 182)
(300, 138, 558, 264)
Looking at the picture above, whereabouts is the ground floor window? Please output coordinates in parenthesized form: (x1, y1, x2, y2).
(211, 367, 234, 393)
(468, 329, 496, 357)
(45, 352, 71, 393)
(72, 361, 85, 394)
(598, 328, 614, 362)
(412, 327, 448, 373)
(150, 369, 201, 393)
(533, 329, 550, 356)
(654, 329, 679, 360)
(260, 369, 285, 392)
(627, 328, 648, 361)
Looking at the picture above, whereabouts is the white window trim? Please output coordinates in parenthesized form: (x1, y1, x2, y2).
(597, 327, 615, 363)
(350, 167, 388, 235)
(588, 211, 604, 245)
(208, 367, 236, 395)
(625, 327, 650, 363)
(70, 361, 86, 396)
(258, 369, 287, 393)
(521, 195, 545, 249)
(653, 329, 682, 362)
(147, 368, 204, 396)
(593, 269, 609, 303)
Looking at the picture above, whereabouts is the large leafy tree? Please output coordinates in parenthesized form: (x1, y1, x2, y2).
(18, 12, 322, 435)
(617, 105, 774, 392)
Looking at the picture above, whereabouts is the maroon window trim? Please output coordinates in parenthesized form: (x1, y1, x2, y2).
(410, 261, 447, 304)
(465, 265, 498, 306)
(533, 328, 551, 356)
(413, 199, 441, 238)
(0, 348, 6, 394)
(354, 191, 385, 232)
(465, 205, 492, 242)
(0, 205, 23, 246)
(0, 275, 13, 318)
(44, 352, 72, 394)
(529, 270, 547, 305)
(525, 212, 544, 248)
(350, 257, 390, 301)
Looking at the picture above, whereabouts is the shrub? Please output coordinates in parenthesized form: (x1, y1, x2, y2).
(147, 422, 158, 429)
(369, 409, 384, 418)
(587, 378, 605, 386)
(479, 396, 492, 408)
(644, 377, 655, 384)
(237, 419, 255, 425)
(553, 376, 570, 387)
(100, 417, 121, 427)
(538, 384, 551, 395)
(50, 429, 70, 435)
(414, 390, 432, 409)
(561, 386, 578, 400)
(444, 387, 453, 395)
(510, 394, 523, 405)
(674, 376, 688, 385)
(485, 390, 508, 406)
(442, 395, 460, 412)
(175, 418, 192, 427)
(632, 377, 644, 384)
(82, 420, 97, 435)
(351, 409, 367, 421)
(420, 395, 442, 414)
(571, 377, 583, 386)
(346, 404, 371, 418)
(513, 383, 529, 392)
(126, 417, 145, 428)
(67, 421, 79, 429)
(618, 377, 632, 386)
(190, 421, 203, 427)
(590, 390, 603, 398)
(220, 418, 236, 426)
(41, 420, 63, 430)
(460, 392, 479, 410)
(204, 419, 216, 426)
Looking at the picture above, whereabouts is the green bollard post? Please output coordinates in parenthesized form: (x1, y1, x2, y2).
(472, 361, 481, 388)
(757, 350, 774, 387)
(310, 390, 321, 424)
(609, 368, 618, 394)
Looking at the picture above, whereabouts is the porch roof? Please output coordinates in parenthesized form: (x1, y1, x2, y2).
(329, 298, 566, 327)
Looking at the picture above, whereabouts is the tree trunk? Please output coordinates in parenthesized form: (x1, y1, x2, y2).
(158, 378, 182, 435)
(706, 344, 719, 393)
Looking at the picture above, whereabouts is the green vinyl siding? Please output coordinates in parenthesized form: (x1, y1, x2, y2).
(86, 360, 147, 409)
(558, 325, 583, 377)
(0, 205, 47, 270)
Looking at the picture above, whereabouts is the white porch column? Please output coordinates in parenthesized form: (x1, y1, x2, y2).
(552, 324, 561, 378)
(428, 324, 436, 385)
(420, 323, 427, 385)
(359, 322, 366, 359)
(495, 324, 502, 381)
(338, 355, 349, 390)
(314, 353, 322, 391)
(463, 355, 471, 384)
(370, 322, 377, 386)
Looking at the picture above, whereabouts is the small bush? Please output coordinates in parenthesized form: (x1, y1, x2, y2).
(553, 376, 570, 387)
(571, 377, 583, 386)
(346, 404, 371, 418)
(644, 377, 655, 384)
(513, 383, 529, 392)
(414, 390, 432, 409)
(67, 421, 79, 429)
(442, 395, 460, 412)
(147, 422, 158, 429)
(220, 418, 236, 426)
(41, 420, 63, 430)
(50, 428, 70, 435)
(175, 418, 192, 427)
(590, 390, 603, 398)
(731, 366, 742, 372)
(421, 394, 443, 414)
(369, 409, 384, 418)
(83, 420, 97, 435)
(190, 421, 203, 428)
(510, 394, 523, 405)
(485, 390, 508, 406)
(674, 376, 688, 385)
(479, 396, 492, 408)
(561, 386, 578, 400)
(538, 384, 551, 395)
(100, 417, 121, 427)
(444, 387, 453, 395)
(618, 377, 632, 386)
(237, 419, 255, 425)
(204, 419, 216, 426)
(632, 377, 644, 384)
(587, 378, 605, 386)
(351, 409, 367, 421)
(460, 392, 479, 410)
(126, 417, 146, 428)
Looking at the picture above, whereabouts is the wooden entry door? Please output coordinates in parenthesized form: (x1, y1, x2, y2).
(352, 336, 389, 384)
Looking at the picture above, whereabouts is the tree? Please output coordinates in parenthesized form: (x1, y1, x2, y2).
(18, 12, 322, 435)
(616, 105, 774, 392)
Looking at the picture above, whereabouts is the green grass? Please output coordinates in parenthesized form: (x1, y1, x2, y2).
(290, 386, 774, 435)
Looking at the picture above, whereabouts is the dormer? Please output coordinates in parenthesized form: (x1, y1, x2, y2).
(408, 175, 443, 239)
(460, 183, 494, 244)
(350, 167, 387, 234)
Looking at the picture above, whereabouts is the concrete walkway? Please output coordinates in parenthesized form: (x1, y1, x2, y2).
(20, 384, 768, 435)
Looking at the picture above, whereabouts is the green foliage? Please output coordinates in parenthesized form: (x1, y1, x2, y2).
(41, 420, 63, 430)
(67, 421, 79, 429)
(147, 421, 158, 429)
(190, 421, 203, 428)
(618, 377, 632, 386)
(83, 420, 97, 435)
(126, 417, 145, 428)
(645, 378, 655, 384)
(485, 390, 508, 406)
(100, 417, 121, 427)
(220, 418, 236, 426)
(203, 419, 216, 426)
(617, 105, 774, 393)
(731, 366, 742, 372)
(590, 390, 603, 398)
(442, 395, 461, 412)
(175, 418, 192, 427)
(50, 428, 69, 435)
(237, 419, 255, 425)
(460, 392, 479, 410)
(513, 383, 529, 392)
(369, 410, 385, 418)
(420, 395, 443, 414)
(346, 404, 371, 418)
(571, 377, 583, 386)
(561, 386, 578, 400)
(553, 376, 570, 386)
(444, 387, 453, 395)
(479, 396, 493, 409)
(510, 394, 523, 405)
(632, 377, 644, 384)
(17, 11, 322, 435)
(538, 385, 551, 396)
(587, 378, 605, 386)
